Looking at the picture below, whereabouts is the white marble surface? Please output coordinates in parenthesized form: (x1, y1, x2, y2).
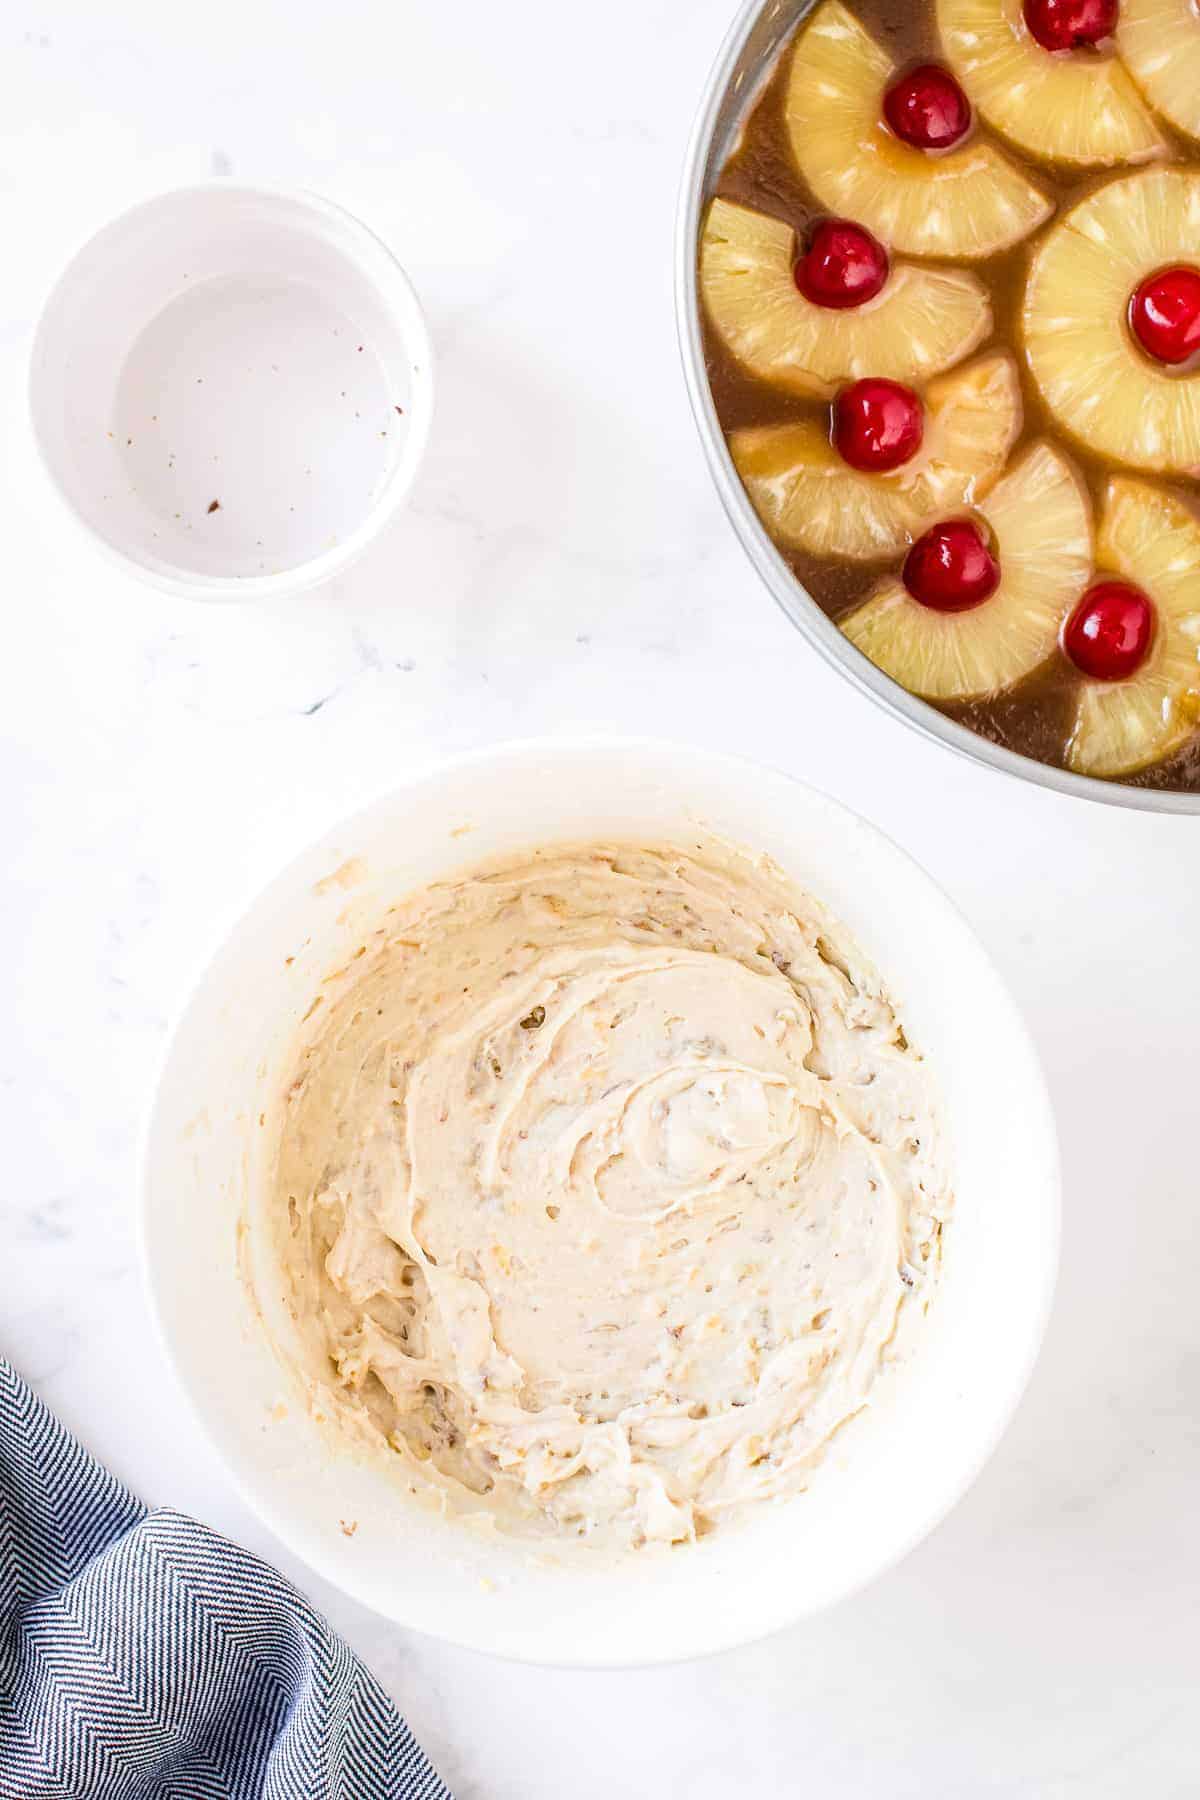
(3, 2, 1199, 1793)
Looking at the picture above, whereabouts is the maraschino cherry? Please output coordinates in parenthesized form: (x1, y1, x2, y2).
(1062, 581, 1155, 680)
(795, 218, 889, 310)
(833, 379, 924, 473)
(903, 520, 1000, 613)
(883, 65, 972, 150)
(1128, 265, 1200, 367)
(1022, 0, 1118, 52)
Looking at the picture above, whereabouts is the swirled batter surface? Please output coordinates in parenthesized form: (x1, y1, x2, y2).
(271, 841, 950, 1548)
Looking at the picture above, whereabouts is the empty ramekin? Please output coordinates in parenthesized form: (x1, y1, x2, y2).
(30, 183, 433, 602)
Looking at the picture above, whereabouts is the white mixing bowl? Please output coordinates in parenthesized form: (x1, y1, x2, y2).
(141, 740, 1059, 1665)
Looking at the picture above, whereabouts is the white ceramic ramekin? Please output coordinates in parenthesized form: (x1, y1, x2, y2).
(30, 183, 433, 602)
(140, 740, 1059, 1665)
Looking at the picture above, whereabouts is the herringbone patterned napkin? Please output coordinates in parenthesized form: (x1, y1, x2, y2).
(0, 1358, 451, 1799)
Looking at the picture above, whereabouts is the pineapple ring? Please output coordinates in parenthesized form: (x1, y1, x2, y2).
(840, 442, 1091, 701)
(730, 352, 1021, 561)
(937, 0, 1164, 167)
(699, 199, 993, 399)
(1023, 171, 1200, 474)
(1118, 0, 1200, 143)
(786, 0, 1052, 259)
(1068, 480, 1200, 777)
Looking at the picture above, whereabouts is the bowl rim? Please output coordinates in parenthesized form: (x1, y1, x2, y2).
(136, 735, 1061, 1664)
(673, 0, 1200, 816)
(28, 179, 435, 605)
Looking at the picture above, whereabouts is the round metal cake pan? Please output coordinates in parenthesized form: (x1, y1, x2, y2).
(674, 0, 1200, 814)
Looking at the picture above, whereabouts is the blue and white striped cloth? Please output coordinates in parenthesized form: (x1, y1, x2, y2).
(0, 1358, 451, 1799)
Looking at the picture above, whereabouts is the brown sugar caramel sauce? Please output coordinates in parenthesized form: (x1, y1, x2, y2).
(702, 0, 1200, 790)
